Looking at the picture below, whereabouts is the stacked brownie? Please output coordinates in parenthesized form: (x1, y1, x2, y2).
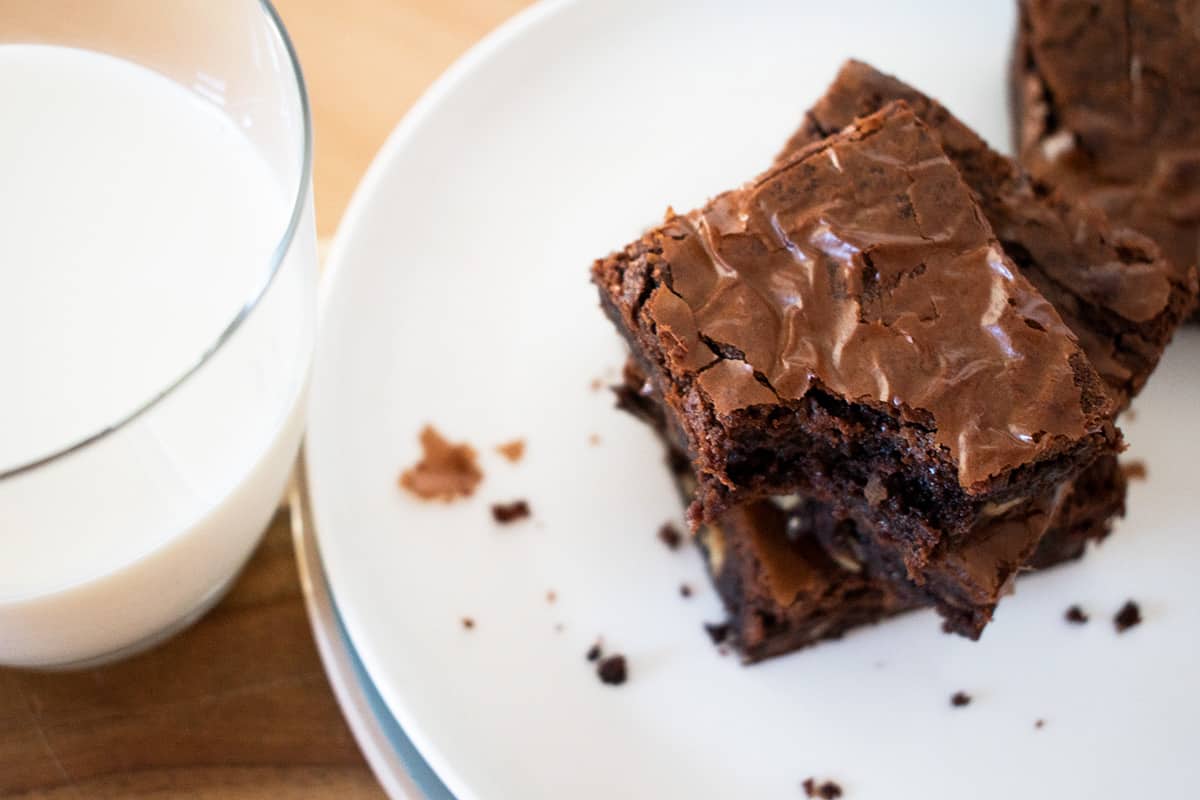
(591, 61, 1197, 662)
(1012, 0, 1200, 284)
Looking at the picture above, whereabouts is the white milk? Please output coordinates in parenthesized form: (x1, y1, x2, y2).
(0, 45, 315, 667)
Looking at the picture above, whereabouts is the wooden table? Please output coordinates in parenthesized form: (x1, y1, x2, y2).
(0, 2, 530, 796)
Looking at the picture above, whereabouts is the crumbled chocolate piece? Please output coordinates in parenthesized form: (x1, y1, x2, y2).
(491, 499, 531, 524)
(679, 583, 693, 598)
(1122, 460, 1148, 482)
(704, 622, 730, 645)
(585, 642, 602, 662)
(802, 778, 844, 798)
(950, 691, 972, 707)
(461, 617, 475, 630)
(398, 425, 482, 501)
(658, 523, 683, 551)
(597, 655, 627, 685)
(1065, 605, 1089, 624)
(1114, 600, 1142, 633)
(495, 439, 525, 463)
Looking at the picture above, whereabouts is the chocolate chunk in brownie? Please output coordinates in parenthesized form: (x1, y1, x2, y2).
(398, 425, 483, 501)
(1065, 605, 1089, 624)
(491, 499, 531, 524)
(1114, 600, 1143, 633)
(780, 59, 1197, 405)
(1012, 0, 1200, 284)
(593, 102, 1120, 599)
(596, 655, 627, 685)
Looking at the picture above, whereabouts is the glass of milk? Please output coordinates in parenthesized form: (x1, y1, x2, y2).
(0, 1, 317, 668)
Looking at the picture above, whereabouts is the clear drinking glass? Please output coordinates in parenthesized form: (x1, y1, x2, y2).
(0, 1, 316, 668)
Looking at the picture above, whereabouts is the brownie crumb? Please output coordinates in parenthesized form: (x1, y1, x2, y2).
(704, 622, 730, 645)
(491, 499, 531, 524)
(679, 583, 693, 598)
(588, 433, 602, 446)
(1035, 719, 1046, 730)
(585, 642, 602, 662)
(398, 425, 483, 501)
(546, 590, 557, 604)
(495, 439, 525, 463)
(1114, 600, 1142, 633)
(658, 523, 683, 551)
(1121, 460, 1148, 481)
(950, 691, 972, 707)
(802, 778, 843, 798)
(461, 617, 475, 630)
(597, 654, 627, 686)
(1065, 605, 1089, 624)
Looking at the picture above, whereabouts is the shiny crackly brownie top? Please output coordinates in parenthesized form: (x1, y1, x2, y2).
(642, 102, 1112, 489)
(1014, 0, 1200, 269)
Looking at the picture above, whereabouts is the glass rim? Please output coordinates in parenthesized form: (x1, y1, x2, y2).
(0, 0, 314, 482)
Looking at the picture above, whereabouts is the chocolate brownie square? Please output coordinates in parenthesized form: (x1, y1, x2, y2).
(781, 59, 1197, 405)
(695, 463, 1124, 663)
(619, 358, 1125, 639)
(1012, 0, 1200, 280)
(593, 103, 1120, 591)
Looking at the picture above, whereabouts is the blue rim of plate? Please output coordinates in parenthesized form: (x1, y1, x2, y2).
(328, 582, 457, 799)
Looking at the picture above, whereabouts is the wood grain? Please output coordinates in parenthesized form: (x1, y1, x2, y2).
(1, 1, 532, 797)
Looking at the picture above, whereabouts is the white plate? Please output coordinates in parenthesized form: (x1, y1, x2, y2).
(291, 461, 452, 799)
(305, 1, 1200, 797)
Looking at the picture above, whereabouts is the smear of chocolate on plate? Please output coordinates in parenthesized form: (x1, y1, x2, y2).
(398, 425, 482, 501)
(496, 439, 525, 463)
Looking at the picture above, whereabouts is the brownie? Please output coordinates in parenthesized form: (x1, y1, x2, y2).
(593, 103, 1120, 592)
(780, 59, 1198, 405)
(689, 460, 1124, 662)
(620, 358, 1126, 639)
(1012, 0, 1200, 281)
